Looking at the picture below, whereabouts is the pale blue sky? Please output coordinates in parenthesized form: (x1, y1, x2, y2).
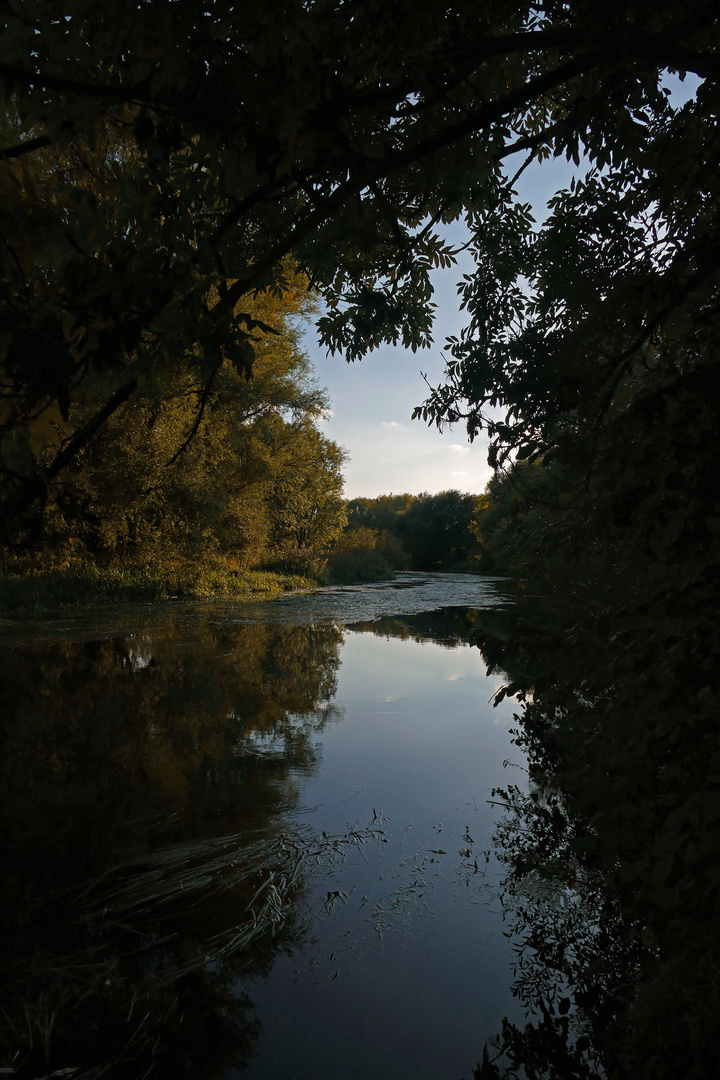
(306, 74, 699, 500)
(305, 160, 568, 500)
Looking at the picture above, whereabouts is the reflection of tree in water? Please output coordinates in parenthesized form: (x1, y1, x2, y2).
(0, 617, 349, 1079)
(474, 784, 643, 1080)
(347, 605, 484, 649)
(468, 601, 720, 1080)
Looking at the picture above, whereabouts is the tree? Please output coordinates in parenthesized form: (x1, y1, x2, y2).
(29, 266, 347, 567)
(417, 44, 718, 475)
(267, 425, 347, 556)
(399, 489, 480, 568)
(1, 1, 716, 525)
(342, 490, 479, 569)
(343, 493, 416, 568)
(470, 460, 577, 575)
(346, 494, 417, 534)
(460, 205, 720, 1079)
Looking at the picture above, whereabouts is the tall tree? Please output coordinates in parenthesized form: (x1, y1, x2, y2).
(29, 266, 347, 566)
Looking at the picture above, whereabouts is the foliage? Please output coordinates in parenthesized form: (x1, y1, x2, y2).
(465, 351, 720, 1077)
(457, 36, 720, 1059)
(347, 495, 418, 535)
(322, 547, 395, 585)
(1, 262, 347, 569)
(400, 489, 481, 569)
(470, 463, 552, 573)
(345, 489, 481, 569)
(418, 53, 718, 474)
(0, 563, 313, 619)
(2, 1, 715, 524)
(331, 519, 405, 571)
(266, 423, 348, 554)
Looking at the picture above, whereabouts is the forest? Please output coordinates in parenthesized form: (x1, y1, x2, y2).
(1, 1, 718, 1077)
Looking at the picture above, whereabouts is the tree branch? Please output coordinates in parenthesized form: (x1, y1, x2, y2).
(165, 372, 216, 467)
(0, 135, 51, 160)
(44, 378, 138, 481)
(0, 61, 150, 107)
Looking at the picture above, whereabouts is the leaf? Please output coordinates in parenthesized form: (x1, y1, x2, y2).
(28, 417, 62, 454)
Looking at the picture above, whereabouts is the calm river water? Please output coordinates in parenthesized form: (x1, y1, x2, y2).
(1, 572, 525, 1080)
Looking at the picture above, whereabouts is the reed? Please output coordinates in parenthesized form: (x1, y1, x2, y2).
(76, 819, 386, 982)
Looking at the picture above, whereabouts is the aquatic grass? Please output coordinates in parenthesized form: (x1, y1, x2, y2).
(2, 955, 179, 1080)
(80, 821, 384, 916)
(3, 818, 390, 1069)
(0, 561, 315, 618)
(3, 813, 495, 1076)
(75, 819, 388, 983)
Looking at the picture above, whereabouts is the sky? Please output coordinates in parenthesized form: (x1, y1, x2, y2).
(304, 161, 568, 501)
(304, 75, 699, 501)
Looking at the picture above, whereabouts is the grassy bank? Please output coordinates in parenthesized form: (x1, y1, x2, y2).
(0, 544, 407, 620)
(0, 562, 315, 620)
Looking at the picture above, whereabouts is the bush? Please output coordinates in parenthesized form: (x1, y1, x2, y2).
(321, 549, 394, 585)
(262, 545, 328, 580)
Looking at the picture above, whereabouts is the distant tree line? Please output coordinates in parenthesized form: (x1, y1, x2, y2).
(333, 490, 482, 575)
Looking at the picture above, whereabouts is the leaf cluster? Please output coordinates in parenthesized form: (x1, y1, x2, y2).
(2, 0, 716, 513)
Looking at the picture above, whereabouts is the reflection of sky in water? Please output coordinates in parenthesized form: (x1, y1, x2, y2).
(2, 574, 521, 1080)
(238, 626, 526, 1080)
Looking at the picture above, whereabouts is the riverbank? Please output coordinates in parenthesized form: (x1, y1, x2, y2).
(0, 550, 405, 619)
(0, 562, 317, 620)
(0, 551, 482, 620)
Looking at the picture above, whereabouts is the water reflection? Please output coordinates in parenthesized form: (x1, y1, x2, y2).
(0, 579, 519, 1080)
(235, 622, 525, 1080)
(468, 599, 720, 1080)
(1, 618, 345, 1078)
(347, 605, 486, 647)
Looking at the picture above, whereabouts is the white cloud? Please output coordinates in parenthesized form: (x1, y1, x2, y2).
(448, 443, 470, 454)
(381, 421, 405, 429)
(451, 470, 467, 477)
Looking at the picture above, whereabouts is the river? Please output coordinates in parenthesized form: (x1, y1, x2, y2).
(0, 572, 526, 1080)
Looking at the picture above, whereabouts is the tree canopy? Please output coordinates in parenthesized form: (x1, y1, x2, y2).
(3, 259, 348, 567)
(1, 0, 717, 521)
(346, 489, 480, 569)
